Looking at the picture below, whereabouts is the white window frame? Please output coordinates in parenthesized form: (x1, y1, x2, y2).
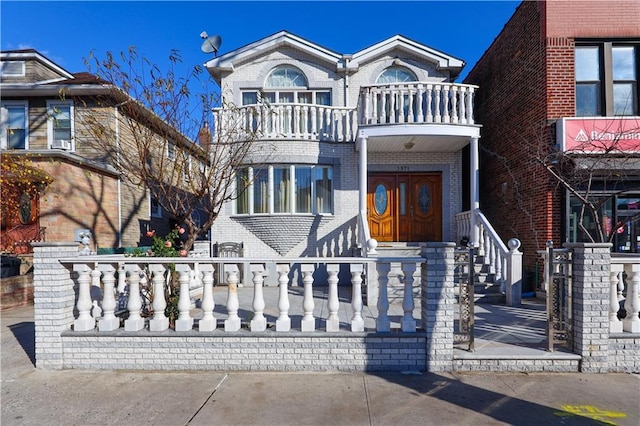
(0, 60, 25, 77)
(0, 100, 29, 149)
(234, 164, 334, 216)
(166, 141, 176, 160)
(46, 100, 74, 151)
(150, 194, 162, 218)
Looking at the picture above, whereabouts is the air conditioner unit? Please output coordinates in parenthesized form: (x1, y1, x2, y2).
(51, 139, 71, 150)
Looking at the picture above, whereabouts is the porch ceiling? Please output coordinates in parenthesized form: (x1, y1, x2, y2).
(358, 123, 480, 153)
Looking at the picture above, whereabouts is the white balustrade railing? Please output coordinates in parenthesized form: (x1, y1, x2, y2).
(610, 255, 640, 333)
(360, 82, 477, 126)
(213, 103, 358, 143)
(62, 256, 424, 334)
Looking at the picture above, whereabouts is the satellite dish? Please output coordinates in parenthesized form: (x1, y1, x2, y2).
(200, 32, 222, 56)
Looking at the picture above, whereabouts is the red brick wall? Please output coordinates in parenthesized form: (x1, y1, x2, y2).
(464, 0, 640, 287)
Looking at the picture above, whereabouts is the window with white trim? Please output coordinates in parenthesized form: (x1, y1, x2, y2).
(0, 60, 25, 77)
(0, 101, 28, 149)
(235, 165, 333, 215)
(47, 101, 74, 150)
(241, 66, 331, 106)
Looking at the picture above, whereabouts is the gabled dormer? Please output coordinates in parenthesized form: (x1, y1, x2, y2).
(0, 50, 74, 84)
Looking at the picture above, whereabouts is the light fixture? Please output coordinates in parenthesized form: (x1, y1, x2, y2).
(404, 141, 415, 150)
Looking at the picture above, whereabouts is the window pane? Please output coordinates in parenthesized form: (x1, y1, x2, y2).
(279, 92, 294, 103)
(266, 67, 308, 87)
(253, 168, 269, 214)
(575, 46, 600, 81)
(6, 107, 26, 149)
(236, 169, 250, 214)
(316, 92, 331, 105)
(297, 93, 312, 104)
(576, 83, 601, 116)
(377, 66, 418, 84)
(315, 167, 332, 214)
(242, 92, 258, 105)
(613, 46, 636, 80)
(613, 82, 636, 115)
(8, 129, 25, 149)
(274, 167, 291, 213)
(295, 167, 312, 213)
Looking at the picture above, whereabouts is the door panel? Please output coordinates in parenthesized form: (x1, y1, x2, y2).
(368, 173, 442, 242)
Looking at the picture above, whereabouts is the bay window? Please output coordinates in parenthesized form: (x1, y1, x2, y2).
(236, 165, 333, 215)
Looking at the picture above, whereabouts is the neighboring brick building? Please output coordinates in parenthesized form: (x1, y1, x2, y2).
(1, 50, 178, 253)
(465, 0, 640, 290)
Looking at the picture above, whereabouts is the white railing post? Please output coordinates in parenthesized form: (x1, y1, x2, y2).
(199, 264, 216, 332)
(326, 263, 340, 332)
(350, 263, 365, 332)
(609, 264, 624, 333)
(506, 239, 523, 307)
(623, 263, 640, 333)
(149, 264, 169, 332)
(174, 265, 194, 332)
(250, 264, 267, 332)
(98, 264, 119, 331)
(124, 264, 144, 332)
(224, 265, 241, 332)
(376, 262, 391, 332)
(276, 263, 291, 332)
(401, 262, 417, 332)
(301, 264, 316, 332)
(73, 263, 94, 331)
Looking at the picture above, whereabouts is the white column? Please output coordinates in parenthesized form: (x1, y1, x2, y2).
(609, 265, 623, 333)
(174, 265, 194, 332)
(326, 263, 340, 332)
(358, 132, 368, 215)
(74, 263, 95, 331)
(350, 263, 365, 332)
(301, 264, 316, 332)
(469, 136, 480, 247)
(276, 263, 291, 332)
(376, 262, 391, 332)
(149, 264, 169, 332)
(401, 262, 417, 332)
(250, 264, 267, 332)
(224, 265, 241, 331)
(199, 264, 216, 331)
(98, 264, 119, 331)
(623, 263, 640, 333)
(124, 264, 144, 331)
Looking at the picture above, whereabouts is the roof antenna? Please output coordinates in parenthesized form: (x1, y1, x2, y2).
(200, 31, 222, 57)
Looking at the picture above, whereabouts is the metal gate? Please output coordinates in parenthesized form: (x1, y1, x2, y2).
(454, 247, 475, 351)
(545, 242, 573, 352)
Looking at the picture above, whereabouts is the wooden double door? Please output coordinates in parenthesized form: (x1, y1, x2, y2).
(367, 173, 442, 242)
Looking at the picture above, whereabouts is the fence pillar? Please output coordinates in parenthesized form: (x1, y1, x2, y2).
(564, 243, 612, 373)
(506, 238, 522, 307)
(422, 242, 456, 372)
(32, 242, 79, 370)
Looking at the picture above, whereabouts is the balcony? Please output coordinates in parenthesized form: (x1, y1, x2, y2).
(212, 82, 479, 148)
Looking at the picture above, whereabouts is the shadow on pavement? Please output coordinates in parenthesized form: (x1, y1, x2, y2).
(9, 321, 36, 367)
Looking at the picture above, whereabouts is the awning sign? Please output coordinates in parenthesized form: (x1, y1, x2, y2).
(557, 117, 640, 153)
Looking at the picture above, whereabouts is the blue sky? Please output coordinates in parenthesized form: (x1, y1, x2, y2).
(1, 1, 520, 83)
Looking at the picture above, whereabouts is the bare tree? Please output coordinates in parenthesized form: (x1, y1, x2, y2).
(78, 47, 268, 251)
(536, 117, 640, 244)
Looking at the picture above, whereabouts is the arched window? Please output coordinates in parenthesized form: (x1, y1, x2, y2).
(265, 66, 308, 88)
(376, 66, 418, 84)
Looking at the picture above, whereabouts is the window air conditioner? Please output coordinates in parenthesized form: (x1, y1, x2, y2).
(51, 139, 71, 150)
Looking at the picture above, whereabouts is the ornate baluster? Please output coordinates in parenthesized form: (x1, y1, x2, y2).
(174, 265, 194, 331)
(450, 86, 459, 123)
(90, 267, 102, 319)
(442, 85, 450, 123)
(98, 264, 119, 331)
(124, 265, 144, 331)
(276, 263, 291, 332)
(326, 264, 340, 332)
(379, 91, 387, 124)
(376, 262, 391, 332)
(416, 84, 425, 123)
(623, 263, 640, 333)
(301, 264, 316, 332)
(149, 264, 169, 332)
(350, 264, 365, 332)
(433, 85, 442, 123)
(401, 262, 417, 332)
(425, 84, 433, 123)
(371, 90, 378, 124)
(199, 264, 216, 331)
(225, 265, 241, 331)
(467, 86, 475, 124)
(250, 264, 267, 332)
(609, 265, 623, 333)
(311, 106, 318, 136)
(74, 263, 95, 331)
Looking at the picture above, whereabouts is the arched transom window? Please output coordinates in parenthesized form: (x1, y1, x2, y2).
(242, 65, 331, 106)
(376, 66, 418, 84)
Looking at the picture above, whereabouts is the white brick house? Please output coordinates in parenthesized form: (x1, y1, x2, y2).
(205, 31, 481, 282)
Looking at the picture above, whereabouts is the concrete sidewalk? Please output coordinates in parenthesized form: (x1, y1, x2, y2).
(2, 304, 639, 425)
